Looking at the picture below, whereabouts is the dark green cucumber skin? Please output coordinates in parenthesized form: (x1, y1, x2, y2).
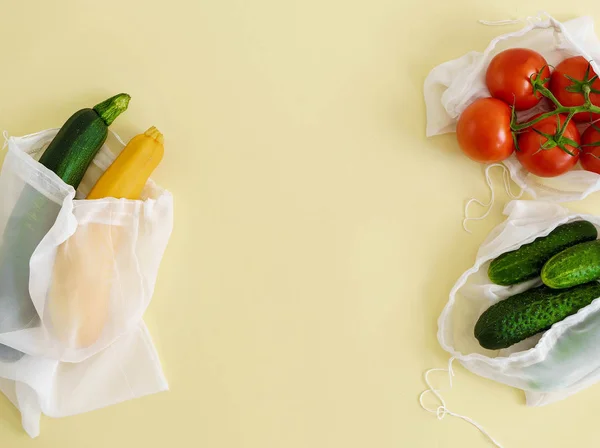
(38, 108, 108, 189)
(542, 240, 600, 289)
(488, 221, 598, 286)
(474, 282, 600, 350)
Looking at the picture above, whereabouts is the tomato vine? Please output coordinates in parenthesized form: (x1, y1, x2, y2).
(511, 62, 600, 155)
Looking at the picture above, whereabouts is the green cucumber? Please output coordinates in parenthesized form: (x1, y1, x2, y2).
(488, 220, 597, 286)
(474, 282, 600, 350)
(542, 240, 600, 289)
(0, 93, 130, 362)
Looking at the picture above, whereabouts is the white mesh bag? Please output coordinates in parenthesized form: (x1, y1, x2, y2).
(440, 200, 600, 407)
(0, 129, 173, 437)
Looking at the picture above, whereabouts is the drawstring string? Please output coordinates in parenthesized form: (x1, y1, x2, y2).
(419, 358, 504, 447)
(463, 164, 523, 233)
(478, 11, 548, 27)
(2, 130, 9, 150)
(478, 18, 524, 26)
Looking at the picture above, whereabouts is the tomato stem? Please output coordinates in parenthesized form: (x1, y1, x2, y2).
(581, 142, 600, 148)
(512, 103, 600, 131)
(556, 110, 575, 140)
(510, 61, 600, 157)
(514, 61, 600, 131)
(512, 109, 563, 131)
(537, 84, 562, 108)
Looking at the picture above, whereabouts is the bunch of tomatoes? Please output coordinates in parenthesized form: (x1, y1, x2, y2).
(456, 48, 600, 177)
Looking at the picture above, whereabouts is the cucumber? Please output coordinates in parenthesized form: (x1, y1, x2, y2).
(488, 220, 597, 286)
(474, 282, 600, 350)
(0, 94, 130, 362)
(542, 240, 600, 289)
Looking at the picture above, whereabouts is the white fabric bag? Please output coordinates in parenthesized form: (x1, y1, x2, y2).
(424, 13, 600, 202)
(0, 323, 168, 438)
(440, 200, 600, 406)
(0, 129, 173, 437)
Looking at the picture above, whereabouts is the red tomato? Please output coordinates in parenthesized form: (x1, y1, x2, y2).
(516, 114, 580, 177)
(580, 124, 600, 174)
(456, 98, 515, 163)
(486, 48, 550, 111)
(549, 56, 600, 122)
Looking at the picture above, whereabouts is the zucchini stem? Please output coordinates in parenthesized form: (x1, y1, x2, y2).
(93, 93, 131, 127)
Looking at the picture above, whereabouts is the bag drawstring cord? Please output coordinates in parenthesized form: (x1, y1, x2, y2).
(419, 357, 504, 447)
(463, 164, 523, 233)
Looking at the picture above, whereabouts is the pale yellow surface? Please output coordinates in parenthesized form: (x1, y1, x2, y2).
(3, 1, 600, 447)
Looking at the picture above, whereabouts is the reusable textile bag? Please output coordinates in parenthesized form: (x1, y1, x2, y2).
(420, 200, 600, 447)
(440, 200, 600, 406)
(424, 13, 600, 203)
(0, 129, 173, 437)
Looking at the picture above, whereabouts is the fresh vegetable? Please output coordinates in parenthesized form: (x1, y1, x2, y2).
(516, 113, 580, 177)
(87, 126, 164, 200)
(39, 93, 131, 189)
(452, 52, 600, 176)
(549, 56, 600, 123)
(48, 127, 165, 348)
(456, 98, 514, 163)
(542, 240, 600, 289)
(486, 48, 550, 110)
(474, 282, 600, 350)
(0, 94, 130, 361)
(49, 222, 114, 348)
(488, 220, 597, 286)
(580, 123, 600, 174)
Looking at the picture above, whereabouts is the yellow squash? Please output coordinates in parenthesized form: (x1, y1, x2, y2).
(49, 222, 115, 348)
(87, 126, 164, 200)
(49, 127, 165, 348)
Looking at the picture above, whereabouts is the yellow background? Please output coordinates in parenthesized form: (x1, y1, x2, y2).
(1, 0, 600, 447)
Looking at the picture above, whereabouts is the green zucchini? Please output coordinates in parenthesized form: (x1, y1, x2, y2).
(488, 221, 597, 286)
(39, 93, 131, 189)
(0, 93, 130, 362)
(474, 282, 600, 350)
(542, 240, 600, 289)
